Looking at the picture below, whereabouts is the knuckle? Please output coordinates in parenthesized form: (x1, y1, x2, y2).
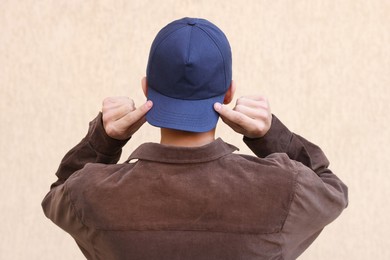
(236, 96, 248, 105)
(129, 104, 136, 112)
(102, 112, 110, 122)
(254, 121, 267, 136)
(244, 121, 265, 138)
(104, 124, 116, 136)
(257, 109, 269, 120)
(253, 95, 266, 102)
(259, 100, 270, 109)
(103, 97, 114, 105)
(102, 100, 109, 109)
(257, 121, 265, 131)
(234, 104, 244, 112)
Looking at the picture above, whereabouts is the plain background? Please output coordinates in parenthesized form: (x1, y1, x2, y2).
(1, 0, 389, 259)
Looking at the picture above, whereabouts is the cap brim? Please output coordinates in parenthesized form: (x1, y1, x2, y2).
(146, 87, 224, 132)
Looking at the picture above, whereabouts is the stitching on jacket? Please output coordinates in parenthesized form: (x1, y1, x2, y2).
(279, 165, 300, 259)
(65, 183, 98, 259)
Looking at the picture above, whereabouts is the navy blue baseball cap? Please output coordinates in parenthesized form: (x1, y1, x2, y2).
(146, 17, 232, 132)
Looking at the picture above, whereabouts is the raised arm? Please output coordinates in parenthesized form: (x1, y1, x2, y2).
(42, 97, 152, 244)
(215, 95, 348, 259)
(48, 97, 152, 189)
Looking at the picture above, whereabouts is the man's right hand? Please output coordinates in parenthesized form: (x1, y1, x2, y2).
(214, 96, 272, 139)
(102, 97, 153, 140)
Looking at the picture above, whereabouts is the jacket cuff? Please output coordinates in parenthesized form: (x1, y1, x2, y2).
(243, 115, 292, 158)
(87, 112, 129, 156)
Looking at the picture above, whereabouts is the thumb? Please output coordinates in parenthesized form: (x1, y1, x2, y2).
(138, 100, 153, 115)
(213, 102, 226, 115)
(123, 100, 153, 124)
(121, 100, 153, 137)
(214, 102, 240, 122)
(214, 102, 253, 135)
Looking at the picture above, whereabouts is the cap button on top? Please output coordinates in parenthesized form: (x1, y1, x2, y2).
(187, 19, 197, 26)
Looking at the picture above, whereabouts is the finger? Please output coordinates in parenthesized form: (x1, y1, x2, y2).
(214, 102, 254, 129)
(218, 114, 260, 138)
(238, 95, 268, 102)
(233, 104, 263, 120)
(235, 105, 271, 121)
(125, 116, 148, 136)
(102, 97, 135, 116)
(102, 104, 135, 121)
(122, 100, 153, 126)
(112, 101, 151, 137)
(236, 97, 269, 110)
(102, 96, 133, 109)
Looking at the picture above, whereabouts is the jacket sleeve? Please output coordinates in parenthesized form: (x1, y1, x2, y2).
(244, 115, 348, 259)
(41, 113, 128, 254)
(47, 112, 128, 189)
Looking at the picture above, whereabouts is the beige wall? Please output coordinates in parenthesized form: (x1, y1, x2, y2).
(1, 0, 389, 259)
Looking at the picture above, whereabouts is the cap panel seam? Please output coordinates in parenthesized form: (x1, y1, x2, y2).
(196, 26, 228, 90)
(186, 26, 193, 64)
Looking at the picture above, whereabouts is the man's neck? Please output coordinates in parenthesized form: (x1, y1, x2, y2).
(160, 128, 216, 147)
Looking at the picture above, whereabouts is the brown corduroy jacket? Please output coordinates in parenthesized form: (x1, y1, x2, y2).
(42, 113, 348, 260)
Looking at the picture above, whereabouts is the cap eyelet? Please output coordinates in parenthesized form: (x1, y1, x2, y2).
(187, 20, 197, 26)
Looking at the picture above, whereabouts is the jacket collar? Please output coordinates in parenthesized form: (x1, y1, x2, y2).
(127, 138, 238, 164)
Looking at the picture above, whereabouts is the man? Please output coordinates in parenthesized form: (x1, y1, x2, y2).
(42, 17, 348, 260)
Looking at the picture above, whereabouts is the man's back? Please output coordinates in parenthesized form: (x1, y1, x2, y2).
(42, 115, 347, 259)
